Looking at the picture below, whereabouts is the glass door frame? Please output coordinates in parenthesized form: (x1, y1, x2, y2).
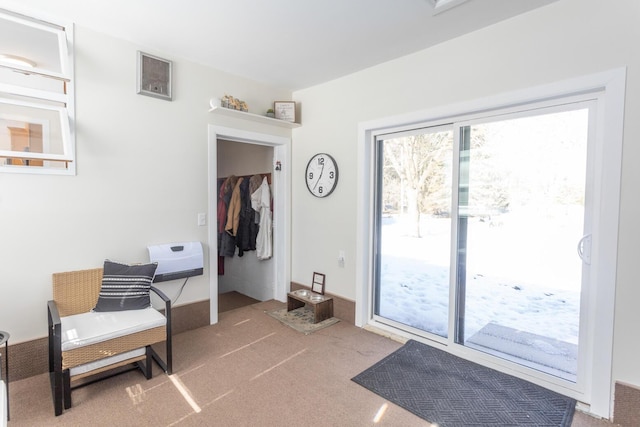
(356, 68, 625, 419)
(372, 99, 594, 392)
(453, 101, 595, 385)
(372, 124, 455, 345)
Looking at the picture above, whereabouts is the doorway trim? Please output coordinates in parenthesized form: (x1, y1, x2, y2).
(207, 124, 291, 325)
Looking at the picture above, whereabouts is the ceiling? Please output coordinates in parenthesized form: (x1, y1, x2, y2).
(0, 0, 558, 91)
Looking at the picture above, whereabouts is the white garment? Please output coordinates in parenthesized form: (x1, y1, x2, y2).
(251, 177, 272, 260)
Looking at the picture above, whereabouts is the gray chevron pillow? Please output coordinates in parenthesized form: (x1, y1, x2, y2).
(93, 260, 158, 312)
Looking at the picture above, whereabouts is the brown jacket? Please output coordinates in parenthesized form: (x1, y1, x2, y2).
(225, 177, 244, 236)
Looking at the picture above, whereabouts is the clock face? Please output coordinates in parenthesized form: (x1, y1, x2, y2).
(305, 153, 338, 198)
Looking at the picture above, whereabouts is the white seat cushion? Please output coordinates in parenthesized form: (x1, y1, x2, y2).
(61, 307, 166, 352)
(69, 347, 146, 376)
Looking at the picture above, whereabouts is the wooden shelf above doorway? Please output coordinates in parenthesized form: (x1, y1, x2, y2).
(209, 106, 301, 128)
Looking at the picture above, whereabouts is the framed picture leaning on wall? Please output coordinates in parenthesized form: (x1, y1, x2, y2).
(274, 101, 295, 122)
(312, 272, 325, 294)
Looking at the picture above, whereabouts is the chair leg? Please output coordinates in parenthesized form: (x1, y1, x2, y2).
(144, 346, 153, 379)
(50, 371, 63, 416)
(63, 370, 71, 409)
(49, 336, 64, 416)
(136, 345, 153, 380)
(166, 333, 173, 375)
(48, 310, 64, 415)
(150, 343, 172, 375)
(136, 347, 153, 380)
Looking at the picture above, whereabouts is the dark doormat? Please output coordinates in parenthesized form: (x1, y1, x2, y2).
(352, 339, 576, 427)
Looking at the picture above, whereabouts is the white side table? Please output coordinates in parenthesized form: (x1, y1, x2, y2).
(0, 331, 8, 422)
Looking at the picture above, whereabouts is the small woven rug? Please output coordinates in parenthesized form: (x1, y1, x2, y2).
(267, 307, 339, 334)
(352, 339, 576, 427)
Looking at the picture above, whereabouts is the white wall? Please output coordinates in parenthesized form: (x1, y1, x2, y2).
(0, 25, 291, 343)
(216, 140, 274, 300)
(217, 139, 273, 178)
(3, 1, 639, 412)
(291, 0, 640, 406)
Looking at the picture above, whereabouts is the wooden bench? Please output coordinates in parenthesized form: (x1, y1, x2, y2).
(47, 267, 172, 416)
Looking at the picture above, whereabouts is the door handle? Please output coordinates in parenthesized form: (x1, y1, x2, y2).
(577, 233, 592, 265)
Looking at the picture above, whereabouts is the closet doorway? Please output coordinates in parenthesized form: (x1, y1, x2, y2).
(207, 125, 291, 325)
(217, 140, 273, 311)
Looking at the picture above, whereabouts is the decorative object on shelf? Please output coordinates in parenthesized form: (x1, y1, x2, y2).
(312, 272, 326, 294)
(136, 51, 172, 101)
(305, 153, 339, 198)
(274, 101, 296, 122)
(266, 108, 275, 118)
(221, 94, 248, 112)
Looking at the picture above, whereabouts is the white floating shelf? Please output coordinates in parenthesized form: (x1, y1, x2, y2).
(209, 106, 300, 128)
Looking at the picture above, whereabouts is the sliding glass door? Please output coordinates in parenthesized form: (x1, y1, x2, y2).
(374, 127, 454, 338)
(456, 107, 589, 382)
(374, 101, 592, 384)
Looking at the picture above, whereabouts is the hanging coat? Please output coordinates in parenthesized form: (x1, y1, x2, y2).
(251, 176, 272, 260)
(225, 177, 244, 236)
(249, 174, 263, 195)
(236, 177, 258, 257)
(218, 175, 238, 261)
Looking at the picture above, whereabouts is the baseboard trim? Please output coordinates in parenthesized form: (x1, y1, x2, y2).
(170, 299, 210, 335)
(614, 381, 640, 425)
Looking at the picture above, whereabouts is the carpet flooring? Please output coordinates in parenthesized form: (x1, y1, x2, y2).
(218, 291, 260, 313)
(5, 301, 618, 426)
(352, 339, 576, 427)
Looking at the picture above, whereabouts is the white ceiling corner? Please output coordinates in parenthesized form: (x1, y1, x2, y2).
(0, 0, 559, 91)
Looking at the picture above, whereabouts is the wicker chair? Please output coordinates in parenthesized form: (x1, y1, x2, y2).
(47, 268, 172, 416)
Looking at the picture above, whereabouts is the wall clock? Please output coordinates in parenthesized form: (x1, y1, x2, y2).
(305, 153, 339, 198)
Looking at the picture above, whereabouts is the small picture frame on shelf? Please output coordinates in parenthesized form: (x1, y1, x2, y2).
(137, 51, 172, 101)
(312, 272, 325, 295)
(274, 101, 296, 122)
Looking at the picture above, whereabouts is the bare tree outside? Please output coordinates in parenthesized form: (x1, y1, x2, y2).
(383, 127, 507, 237)
(383, 131, 452, 237)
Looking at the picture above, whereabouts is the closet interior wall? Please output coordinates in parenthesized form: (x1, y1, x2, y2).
(216, 139, 275, 301)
